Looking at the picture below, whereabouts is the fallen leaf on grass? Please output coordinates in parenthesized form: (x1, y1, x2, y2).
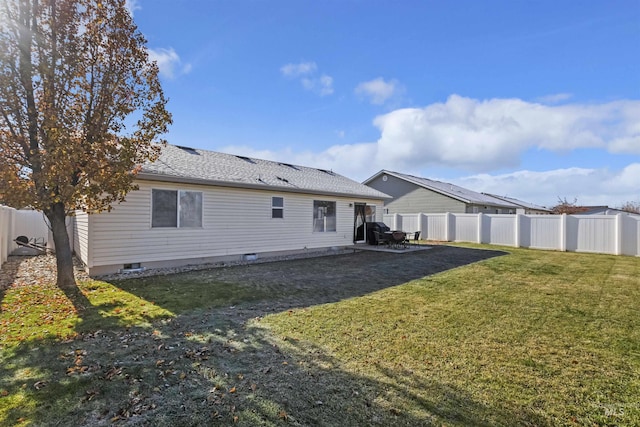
(229, 386, 236, 393)
(33, 381, 47, 390)
(103, 366, 123, 380)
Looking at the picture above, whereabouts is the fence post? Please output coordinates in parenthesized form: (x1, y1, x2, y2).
(393, 213, 400, 231)
(418, 213, 425, 238)
(514, 214, 521, 248)
(0, 208, 5, 266)
(560, 214, 567, 252)
(477, 213, 483, 243)
(445, 212, 452, 242)
(615, 214, 623, 256)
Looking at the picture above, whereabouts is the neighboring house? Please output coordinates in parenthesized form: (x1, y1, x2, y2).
(482, 193, 551, 215)
(363, 170, 520, 214)
(73, 144, 389, 275)
(579, 206, 640, 216)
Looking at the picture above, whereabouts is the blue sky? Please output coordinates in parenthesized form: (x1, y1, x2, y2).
(129, 0, 639, 208)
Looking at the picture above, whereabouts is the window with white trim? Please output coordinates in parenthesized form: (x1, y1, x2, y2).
(313, 200, 336, 232)
(152, 189, 203, 228)
(272, 196, 284, 219)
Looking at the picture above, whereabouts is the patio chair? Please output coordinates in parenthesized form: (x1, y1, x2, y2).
(393, 231, 409, 249)
(373, 230, 391, 247)
(409, 231, 421, 246)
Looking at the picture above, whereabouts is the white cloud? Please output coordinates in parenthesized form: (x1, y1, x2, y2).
(281, 61, 333, 96)
(450, 165, 640, 208)
(355, 77, 402, 105)
(219, 95, 640, 207)
(280, 62, 317, 77)
(148, 47, 191, 79)
(371, 95, 640, 172)
(301, 74, 334, 96)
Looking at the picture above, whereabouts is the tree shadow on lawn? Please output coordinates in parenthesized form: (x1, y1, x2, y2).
(2, 245, 551, 426)
(0, 304, 550, 426)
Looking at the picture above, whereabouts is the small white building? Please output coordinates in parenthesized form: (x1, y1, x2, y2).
(73, 144, 389, 275)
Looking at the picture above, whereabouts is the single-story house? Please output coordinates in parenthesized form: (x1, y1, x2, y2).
(363, 170, 520, 214)
(73, 144, 390, 275)
(481, 193, 551, 215)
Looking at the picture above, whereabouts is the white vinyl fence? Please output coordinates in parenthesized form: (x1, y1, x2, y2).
(0, 206, 51, 269)
(383, 212, 640, 257)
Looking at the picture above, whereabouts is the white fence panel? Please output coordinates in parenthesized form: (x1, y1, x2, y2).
(567, 215, 616, 254)
(486, 214, 516, 246)
(0, 208, 50, 269)
(0, 206, 15, 267)
(453, 214, 478, 242)
(13, 210, 49, 252)
(423, 214, 447, 241)
(528, 215, 562, 250)
(622, 215, 640, 257)
(387, 211, 640, 258)
(400, 213, 420, 233)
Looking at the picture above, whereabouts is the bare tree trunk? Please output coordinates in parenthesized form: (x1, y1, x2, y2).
(46, 202, 76, 289)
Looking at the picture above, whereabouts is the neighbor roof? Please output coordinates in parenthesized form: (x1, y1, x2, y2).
(364, 170, 518, 208)
(139, 144, 390, 199)
(482, 193, 551, 212)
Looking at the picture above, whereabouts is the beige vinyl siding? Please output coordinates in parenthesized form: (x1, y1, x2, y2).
(367, 174, 466, 214)
(73, 211, 90, 266)
(87, 180, 380, 269)
(386, 187, 466, 214)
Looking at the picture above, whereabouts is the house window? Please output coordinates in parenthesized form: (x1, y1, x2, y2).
(152, 189, 203, 228)
(272, 196, 284, 219)
(313, 200, 336, 232)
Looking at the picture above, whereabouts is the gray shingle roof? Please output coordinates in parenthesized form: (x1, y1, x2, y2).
(365, 170, 519, 208)
(139, 144, 390, 200)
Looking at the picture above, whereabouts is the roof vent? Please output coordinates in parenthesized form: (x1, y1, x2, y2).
(276, 176, 289, 183)
(176, 145, 199, 155)
(279, 162, 299, 170)
(318, 169, 335, 176)
(236, 155, 256, 164)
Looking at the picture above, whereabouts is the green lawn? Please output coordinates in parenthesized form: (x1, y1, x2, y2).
(0, 246, 639, 426)
(262, 246, 640, 425)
